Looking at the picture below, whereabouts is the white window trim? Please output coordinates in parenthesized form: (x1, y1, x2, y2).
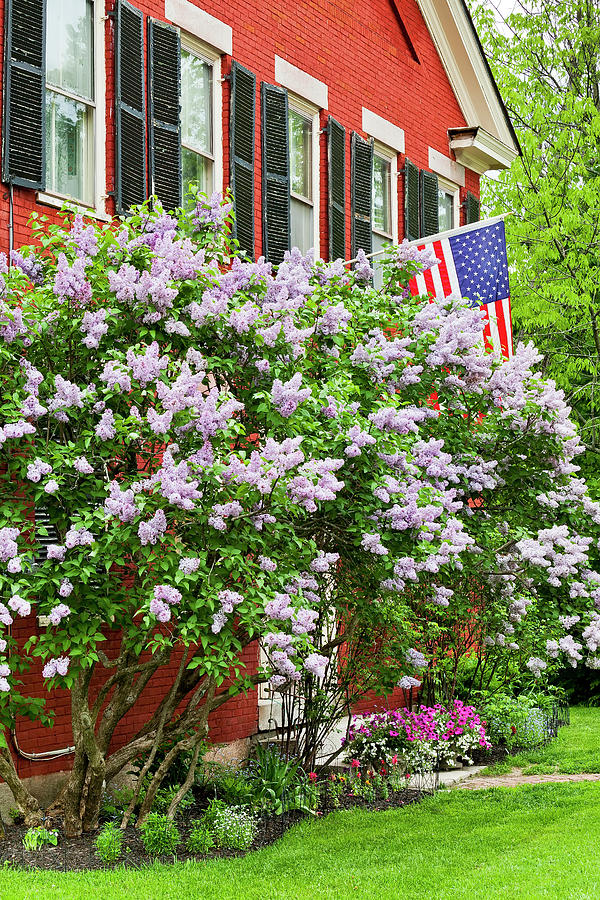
(275, 56, 328, 110)
(362, 109, 405, 154)
(165, 0, 232, 56)
(428, 147, 465, 187)
(371, 140, 398, 245)
(437, 174, 460, 231)
(180, 33, 223, 197)
(38, 0, 107, 218)
(288, 94, 320, 257)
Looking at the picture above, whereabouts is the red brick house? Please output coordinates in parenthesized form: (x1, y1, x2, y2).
(0, 0, 518, 778)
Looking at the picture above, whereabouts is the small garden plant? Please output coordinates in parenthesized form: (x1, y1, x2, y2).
(186, 821, 215, 855)
(94, 823, 123, 864)
(22, 827, 58, 851)
(139, 814, 181, 857)
(209, 805, 257, 851)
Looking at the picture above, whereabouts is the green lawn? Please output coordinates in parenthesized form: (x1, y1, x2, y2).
(1, 707, 599, 900)
(481, 706, 600, 775)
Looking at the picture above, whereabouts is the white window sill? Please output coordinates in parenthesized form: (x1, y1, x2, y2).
(36, 192, 110, 222)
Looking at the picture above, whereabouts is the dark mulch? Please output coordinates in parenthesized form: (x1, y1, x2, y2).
(0, 787, 430, 872)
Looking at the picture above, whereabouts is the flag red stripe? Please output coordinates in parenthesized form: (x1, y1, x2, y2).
(494, 299, 510, 359)
(480, 304, 494, 353)
(433, 241, 452, 296)
(423, 265, 435, 297)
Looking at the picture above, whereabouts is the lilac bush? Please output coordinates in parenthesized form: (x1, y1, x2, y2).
(0, 196, 600, 833)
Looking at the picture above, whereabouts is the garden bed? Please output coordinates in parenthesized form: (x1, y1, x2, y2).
(0, 787, 430, 872)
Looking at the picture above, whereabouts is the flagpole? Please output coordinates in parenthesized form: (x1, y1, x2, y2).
(343, 212, 511, 267)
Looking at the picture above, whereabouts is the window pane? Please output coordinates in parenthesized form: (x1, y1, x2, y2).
(372, 231, 388, 290)
(182, 147, 213, 205)
(46, 0, 93, 100)
(289, 109, 312, 201)
(181, 50, 212, 155)
(438, 190, 454, 232)
(373, 155, 391, 235)
(45, 90, 93, 204)
(291, 196, 313, 254)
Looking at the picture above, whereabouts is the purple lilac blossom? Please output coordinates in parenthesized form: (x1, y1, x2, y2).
(43, 657, 70, 678)
(59, 579, 73, 598)
(0, 527, 19, 561)
(49, 604, 71, 626)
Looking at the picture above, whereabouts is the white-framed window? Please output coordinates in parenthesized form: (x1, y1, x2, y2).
(437, 175, 460, 232)
(43, 0, 106, 214)
(372, 142, 398, 289)
(180, 35, 222, 206)
(288, 96, 320, 256)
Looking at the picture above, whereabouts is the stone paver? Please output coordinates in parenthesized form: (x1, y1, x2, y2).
(456, 767, 600, 790)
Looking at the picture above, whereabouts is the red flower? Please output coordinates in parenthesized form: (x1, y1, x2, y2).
(308, 771, 317, 782)
(351, 758, 361, 768)
(511, 725, 517, 734)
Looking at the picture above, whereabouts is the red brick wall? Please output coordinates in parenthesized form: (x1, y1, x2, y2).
(11, 612, 259, 778)
(0, 0, 479, 776)
(0, 0, 478, 254)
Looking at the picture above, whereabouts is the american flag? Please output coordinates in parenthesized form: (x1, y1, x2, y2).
(408, 216, 513, 359)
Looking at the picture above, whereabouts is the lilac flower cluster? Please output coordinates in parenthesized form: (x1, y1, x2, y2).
(43, 657, 70, 679)
(212, 589, 244, 634)
(150, 584, 182, 623)
(138, 509, 167, 545)
(49, 604, 71, 626)
(0, 528, 19, 562)
(271, 373, 312, 418)
(53, 254, 92, 307)
(10, 249, 43, 284)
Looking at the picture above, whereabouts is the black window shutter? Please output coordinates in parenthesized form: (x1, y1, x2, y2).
(404, 158, 419, 242)
(466, 191, 480, 224)
(261, 83, 289, 265)
(148, 19, 181, 211)
(351, 132, 373, 258)
(2, 0, 46, 188)
(230, 62, 256, 259)
(420, 170, 439, 238)
(328, 117, 345, 261)
(115, 0, 146, 213)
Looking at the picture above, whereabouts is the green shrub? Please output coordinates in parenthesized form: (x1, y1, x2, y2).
(197, 762, 255, 807)
(481, 694, 547, 749)
(152, 784, 195, 815)
(8, 807, 23, 825)
(139, 813, 181, 857)
(22, 827, 58, 851)
(101, 786, 135, 822)
(186, 821, 215, 854)
(94, 823, 123, 864)
(244, 744, 312, 814)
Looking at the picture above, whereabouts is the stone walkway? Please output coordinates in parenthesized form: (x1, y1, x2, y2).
(456, 768, 600, 790)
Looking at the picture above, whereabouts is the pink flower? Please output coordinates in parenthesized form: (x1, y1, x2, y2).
(351, 758, 361, 768)
(308, 772, 317, 783)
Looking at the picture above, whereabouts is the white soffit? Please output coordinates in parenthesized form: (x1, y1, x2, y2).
(165, 0, 233, 56)
(362, 109, 405, 153)
(274, 57, 328, 109)
(428, 147, 465, 185)
(415, 0, 519, 158)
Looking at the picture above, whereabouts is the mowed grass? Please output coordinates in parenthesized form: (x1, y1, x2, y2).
(0, 707, 598, 900)
(481, 706, 600, 776)
(3, 783, 600, 900)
